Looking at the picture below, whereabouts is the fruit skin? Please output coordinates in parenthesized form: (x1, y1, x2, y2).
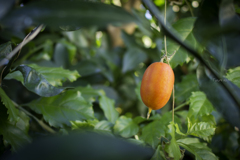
(140, 62, 174, 110)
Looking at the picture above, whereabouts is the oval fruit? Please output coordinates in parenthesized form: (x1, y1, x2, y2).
(140, 62, 174, 110)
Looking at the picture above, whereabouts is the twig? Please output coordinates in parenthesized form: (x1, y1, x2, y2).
(185, 0, 194, 17)
(0, 24, 44, 68)
(12, 101, 56, 134)
(142, 0, 240, 108)
(171, 100, 190, 112)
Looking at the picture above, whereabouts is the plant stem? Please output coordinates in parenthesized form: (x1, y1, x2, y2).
(185, 0, 194, 17)
(172, 87, 175, 122)
(13, 101, 56, 134)
(164, 0, 168, 62)
(171, 100, 190, 112)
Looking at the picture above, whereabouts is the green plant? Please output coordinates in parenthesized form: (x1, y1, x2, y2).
(0, 0, 239, 159)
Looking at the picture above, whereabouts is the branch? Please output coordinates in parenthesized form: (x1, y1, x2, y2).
(142, 0, 240, 108)
(0, 24, 44, 68)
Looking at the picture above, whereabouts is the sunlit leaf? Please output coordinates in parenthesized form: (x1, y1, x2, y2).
(188, 91, 214, 119)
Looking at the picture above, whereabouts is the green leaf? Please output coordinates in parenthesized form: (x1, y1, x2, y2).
(187, 121, 216, 139)
(28, 64, 80, 86)
(94, 120, 113, 132)
(15, 64, 65, 97)
(75, 85, 104, 103)
(6, 131, 154, 160)
(140, 120, 166, 148)
(197, 66, 240, 129)
(167, 17, 197, 68)
(0, 103, 31, 151)
(114, 116, 139, 138)
(188, 91, 214, 119)
(25, 90, 94, 127)
(151, 145, 166, 160)
(99, 95, 119, 124)
(0, 87, 19, 122)
(6, 64, 80, 87)
(226, 66, 240, 88)
(0, 41, 12, 61)
(122, 48, 147, 73)
(133, 116, 146, 124)
(175, 123, 186, 136)
(71, 120, 95, 130)
(177, 138, 218, 160)
(164, 122, 182, 160)
(2, 1, 136, 30)
(175, 74, 199, 104)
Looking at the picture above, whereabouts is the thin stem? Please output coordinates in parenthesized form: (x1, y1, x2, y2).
(0, 24, 44, 68)
(164, 0, 168, 62)
(185, 0, 194, 17)
(172, 86, 175, 123)
(12, 101, 56, 134)
(147, 108, 152, 119)
(142, 0, 240, 108)
(171, 100, 190, 112)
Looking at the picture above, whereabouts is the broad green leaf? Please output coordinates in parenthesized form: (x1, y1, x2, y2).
(0, 87, 19, 122)
(26, 90, 94, 127)
(164, 122, 182, 160)
(151, 145, 166, 160)
(188, 91, 214, 119)
(1, 1, 136, 31)
(0, 41, 12, 61)
(5, 131, 154, 160)
(15, 64, 65, 97)
(75, 85, 104, 103)
(175, 74, 199, 104)
(99, 95, 119, 124)
(177, 138, 218, 160)
(6, 64, 80, 87)
(0, 104, 31, 151)
(140, 120, 166, 148)
(94, 120, 113, 132)
(187, 121, 215, 140)
(122, 48, 147, 73)
(226, 66, 240, 88)
(167, 17, 197, 68)
(114, 116, 139, 138)
(28, 64, 80, 86)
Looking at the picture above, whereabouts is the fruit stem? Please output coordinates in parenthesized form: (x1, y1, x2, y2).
(163, 0, 168, 63)
(147, 108, 152, 119)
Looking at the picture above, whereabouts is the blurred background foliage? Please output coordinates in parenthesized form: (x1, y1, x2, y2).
(0, 0, 240, 159)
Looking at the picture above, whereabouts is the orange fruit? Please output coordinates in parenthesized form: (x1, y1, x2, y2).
(140, 62, 174, 110)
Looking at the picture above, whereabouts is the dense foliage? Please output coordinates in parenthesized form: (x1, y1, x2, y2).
(0, 0, 240, 159)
